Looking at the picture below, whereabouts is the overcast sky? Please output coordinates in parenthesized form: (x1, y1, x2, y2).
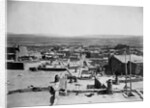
(7, 1, 143, 37)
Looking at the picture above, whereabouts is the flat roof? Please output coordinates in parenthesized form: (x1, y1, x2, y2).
(114, 54, 143, 63)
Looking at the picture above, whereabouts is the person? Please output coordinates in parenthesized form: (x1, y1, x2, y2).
(54, 75, 60, 83)
(106, 79, 113, 94)
(49, 86, 56, 106)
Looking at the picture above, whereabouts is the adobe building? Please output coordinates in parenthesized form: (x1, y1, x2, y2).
(7, 47, 19, 61)
(108, 54, 143, 75)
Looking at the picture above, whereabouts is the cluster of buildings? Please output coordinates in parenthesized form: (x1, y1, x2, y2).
(6, 44, 143, 76)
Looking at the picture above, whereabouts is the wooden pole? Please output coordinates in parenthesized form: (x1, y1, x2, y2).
(125, 48, 128, 93)
(129, 48, 132, 92)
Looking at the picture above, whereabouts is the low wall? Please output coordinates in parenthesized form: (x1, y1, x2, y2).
(7, 62, 24, 70)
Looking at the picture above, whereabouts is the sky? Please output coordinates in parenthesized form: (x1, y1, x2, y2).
(7, 0, 143, 37)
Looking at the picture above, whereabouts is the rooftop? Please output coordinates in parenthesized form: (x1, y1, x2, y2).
(114, 54, 143, 63)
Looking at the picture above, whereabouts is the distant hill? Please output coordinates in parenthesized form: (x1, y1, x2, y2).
(7, 33, 143, 47)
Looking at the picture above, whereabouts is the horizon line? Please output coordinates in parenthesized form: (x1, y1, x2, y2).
(7, 32, 143, 38)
